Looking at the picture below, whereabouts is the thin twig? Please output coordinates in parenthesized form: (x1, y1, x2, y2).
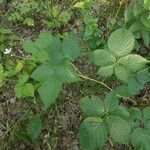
(71, 63, 137, 105)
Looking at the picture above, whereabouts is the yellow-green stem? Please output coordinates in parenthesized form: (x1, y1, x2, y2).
(71, 63, 137, 105)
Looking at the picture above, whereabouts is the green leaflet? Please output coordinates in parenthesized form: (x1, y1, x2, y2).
(79, 118, 108, 150)
(38, 78, 62, 108)
(22, 83, 34, 97)
(124, 7, 134, 22)
(108, 28, 135, 57)
(23, 39, 49, 62)
(115, 85, 130, 97)
(143, 106, 150, 121)
(33, 50, 50, 62)
(35, 32, 53, 49)
(17, 73, 29, 84)
(31, 64, 55, 81)
(74, 1, 85, 8)
(47, 36, 64, 65)
(144, 0, 150, 10)
(23, 40, 38, 54)
(97, 65, 114, 78)
(89, 49, 116, 67)
(56, 62, 80, 83)
(63, 33, 81, 61)
(141, 30, 150, 47)
(27, 115, 42, 142)
(108, 115, 131, 144)
(14, 73, 34, 98)
(133, 2, 143, 17)
(118, 54, 149, 73)
(129, 21, 145, 33)
(110, 105, 130, 120)
(131, 128, 150, 150)
(129, 107, 142, 121)
(127, 78, 144, 95)
(144, 119, 150, 130)
(114, 64, 130, 83)
(104, 92, 119, 112)
(79, 95, 105, 117)
(141, 12, 150, 29)
(137, 69, 150, 84)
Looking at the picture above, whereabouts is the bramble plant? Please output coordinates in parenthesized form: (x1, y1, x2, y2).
(124, 0, 150, 48)
(22, 32, 81, 108)
(1, 0, 150, 149)
(79, 93, 150, 150)
(79, 28, 150, 150)
(89, 28, 150, 96)
(74, 1, 104, 50)
(19, 27, 150, 148)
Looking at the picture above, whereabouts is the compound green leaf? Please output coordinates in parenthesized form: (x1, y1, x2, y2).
(79, 95, 105, 117)
(27, 115, 42, 142)
(109, 115, 131, 144)
(89, 49, 116, 67)
(31, 64, 55, 81)
(23, 83, 34, 97)
(63, 33, 81, 61)
(79, 119, 108, 150)
(114, 64, 129, 82)
(38, 78, 62, 108)
(97, 65, 114, 78)
(118, 54, 148, 73)
(108, 28, 135, 57)
(131, 128, 150, 150)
